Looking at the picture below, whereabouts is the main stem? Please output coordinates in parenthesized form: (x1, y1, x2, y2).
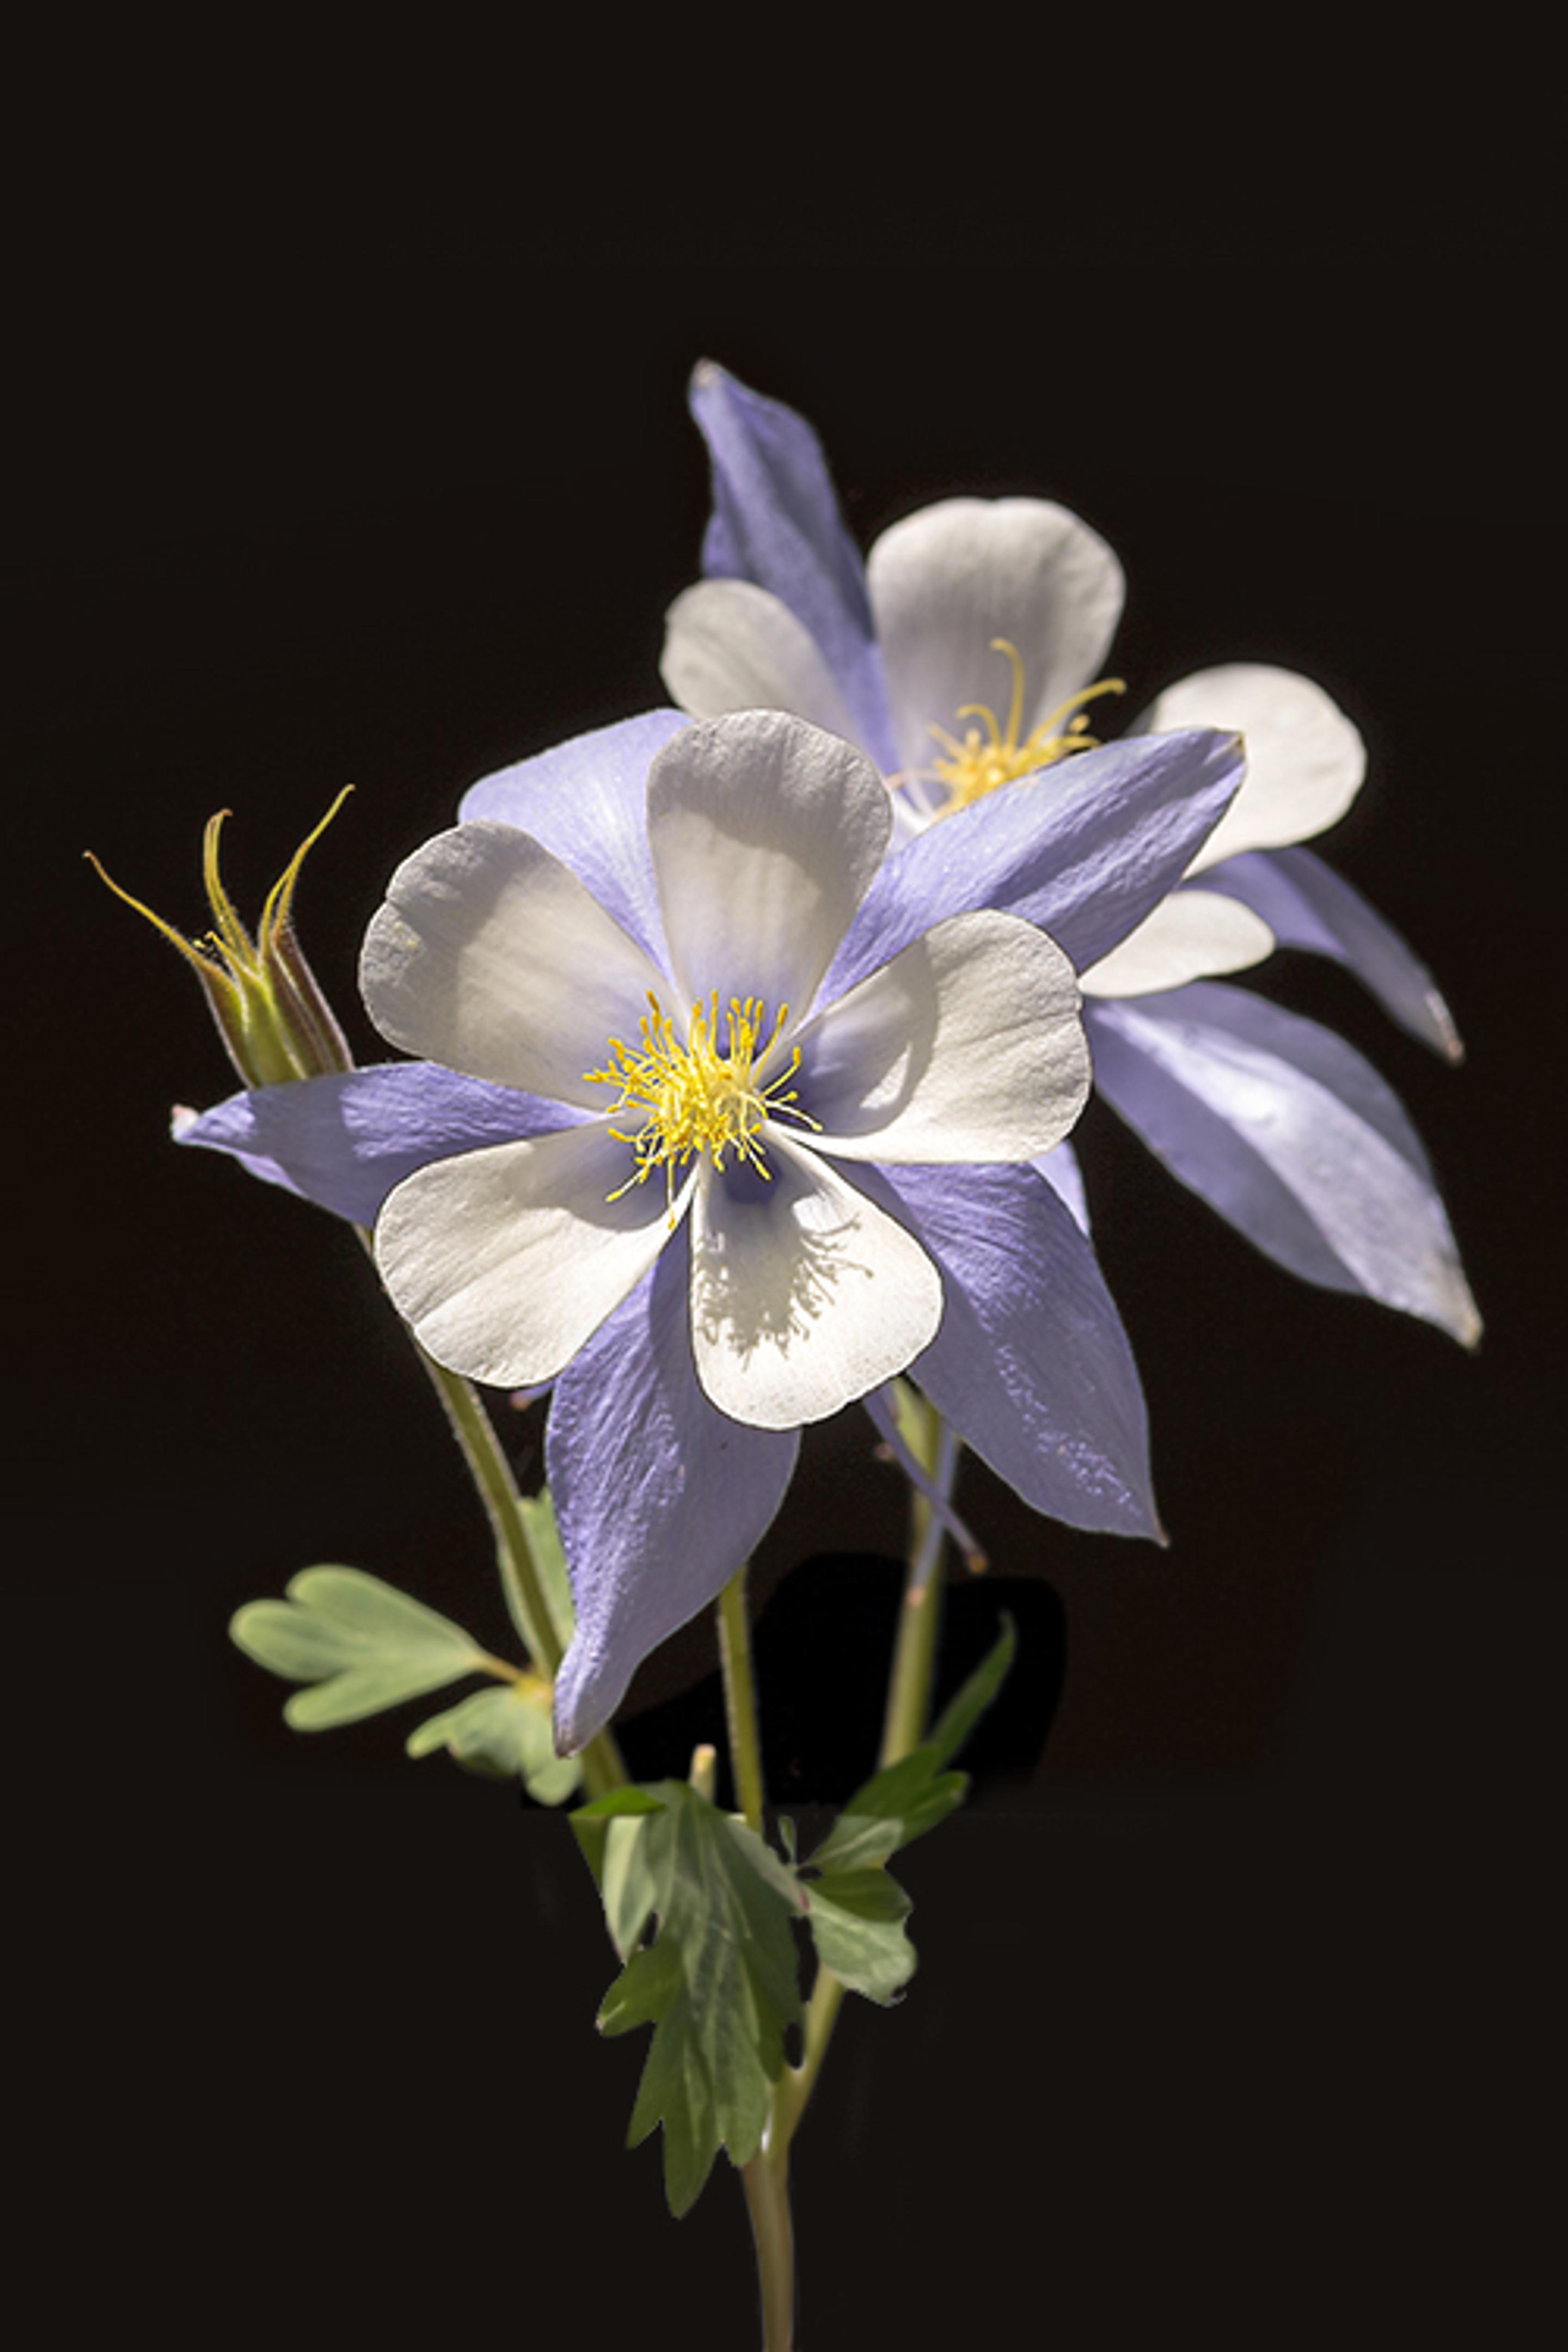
(716, 1563, 795, 2345)
(730, 1400, 963, 2345)
(741, 2146, 794, 2352)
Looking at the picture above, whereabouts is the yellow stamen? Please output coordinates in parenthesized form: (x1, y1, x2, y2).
(584, 990, 818, 1214)
(924, 639, 1125, 814)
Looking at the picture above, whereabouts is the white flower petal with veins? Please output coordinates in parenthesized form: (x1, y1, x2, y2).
(661, 578, 860, 742)
(799, 910, 1088, 1162)
(1081, 890, 1276, 998)
(647, 709, 890, 1021)
(375, 1122, 689, 1389)
(867, 498, 1125, 780)
(1145, 664, 1366, 873)
(360, 822, 666, 1106)
(688, 1136, 942, 1430)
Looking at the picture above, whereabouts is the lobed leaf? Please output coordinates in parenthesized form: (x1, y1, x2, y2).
(407, 1682, 583, 1806)
(230, 1565, 487, 1730)
(926, 1613, 1018, 1771)
(808, 1615, 1018, 1871)
(807, 1752, 969, 1873)
(805, 1868, 917, 2005)
(602, 1812, 661, 1962)
(592, 1783, 803, 2216)
(514, 1489, 578, 1650)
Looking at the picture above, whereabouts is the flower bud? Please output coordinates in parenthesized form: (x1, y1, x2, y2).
(87, 790, 355, 1089)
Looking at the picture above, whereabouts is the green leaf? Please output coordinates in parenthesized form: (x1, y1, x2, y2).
(806, 1751, 969, 1873)
(805, 1868, 917, 2005)
(597, 1937, 681, 2036)
(806, 1614, 1020, 1872)
(602, 1812, 660, 1962)
(573, 1787, 669, 1820)
(725, 1816, 810, 1913)
(407, 1682, 582, 1806)
(230, 1566, 486, 1730)
(595, 1783, 803, 2216)
(571, 1786, 668, 1890)
(514, 1488, 578, 1649)
(926, 1613, 1018, 1771)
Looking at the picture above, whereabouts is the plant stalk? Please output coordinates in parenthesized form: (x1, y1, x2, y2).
(741, 2144, 795, 2351)
(879, 1395, 957, 1767)
(773, 1396, 960, 2167)
(716, 1561, 767, 1833)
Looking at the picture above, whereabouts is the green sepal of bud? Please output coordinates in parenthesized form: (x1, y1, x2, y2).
(87, 790, 356, 1090)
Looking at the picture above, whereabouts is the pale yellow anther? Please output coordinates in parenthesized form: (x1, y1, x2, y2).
(584, 990, 818, 1212)
(925, 640, 1126, 814)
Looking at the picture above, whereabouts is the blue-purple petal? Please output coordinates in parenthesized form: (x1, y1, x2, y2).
(1203, 846, 1463, 1062)
(177, 1063, 585, 1227)
(457, 710, 689, 967)
(547, 1231, 801, 1754)
(861, 1161, 1159, 1539)
(824, 728, 1246, 996)
(1035, 1138, 1091, 1234)
(690, 362, 901, 773)
(1087, 984, 1480, 1344)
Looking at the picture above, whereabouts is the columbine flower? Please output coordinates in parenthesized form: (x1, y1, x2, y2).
(659, 362, 1478, 1345)
(179, 704, 1248, 1748)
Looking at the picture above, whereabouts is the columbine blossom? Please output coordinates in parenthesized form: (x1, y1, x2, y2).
(660, 363, 1478, 1345)
(180, 705, 1247, 1748)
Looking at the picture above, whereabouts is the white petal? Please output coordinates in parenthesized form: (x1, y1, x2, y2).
(866, 498, 1125, 779)
(1081, 890, 1276, 997)
(375, 1123, 687, 1388)
(799, 911, 1088, 1163)
(360, 822, 667, 1105)
(1142, 665, 1366, 872)
(647, 709, 891, 1022)
(689, 1138, 942, 1429)
(660, 579, 861, 743)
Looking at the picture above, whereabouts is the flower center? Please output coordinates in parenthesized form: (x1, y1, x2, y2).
(585, 990, 814, 1205)
(921, 639, 1125, 815)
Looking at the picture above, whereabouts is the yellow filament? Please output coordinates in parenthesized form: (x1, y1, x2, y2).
(927, 639, 1125, 813)
(584, 990, 817, 1210)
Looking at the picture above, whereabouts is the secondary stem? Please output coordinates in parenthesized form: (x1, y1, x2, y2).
(716, 1561, 766, 1834)
(775, 1394, 959, 2161)
(879, 1394, 955, 1767)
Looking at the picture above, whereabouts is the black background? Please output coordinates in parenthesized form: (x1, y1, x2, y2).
(15, 243, 1559, 2346)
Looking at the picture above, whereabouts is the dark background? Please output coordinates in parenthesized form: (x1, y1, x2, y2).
(14, 250, 1559, 2345)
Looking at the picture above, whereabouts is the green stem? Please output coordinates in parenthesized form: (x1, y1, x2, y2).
(879, 1392, 954, 1767)
(770, 1393, 960, 2175)
(716, 1562, 766, 1834)
(364, 1230, 626, 1799)
(715, 1565, 794, 2339)
(740, 2146, 795, 2351)
(774, 1964, 846, 2148)
(414, 1344, 562, 1669)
